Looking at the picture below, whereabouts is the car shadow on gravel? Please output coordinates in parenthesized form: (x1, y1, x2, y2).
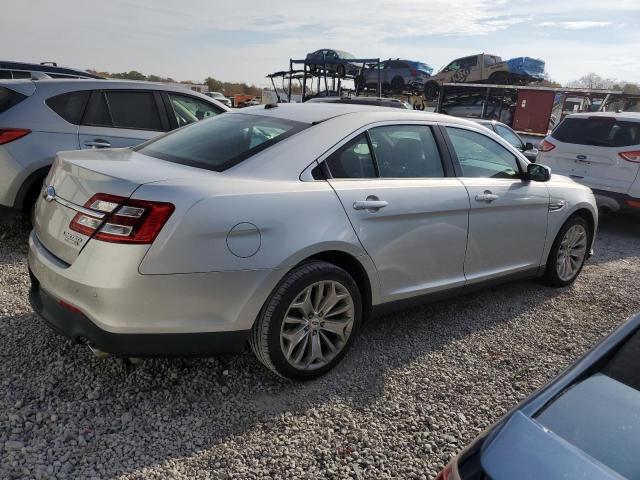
(1, 271, 568, 478)
(588, 214, 640, 265)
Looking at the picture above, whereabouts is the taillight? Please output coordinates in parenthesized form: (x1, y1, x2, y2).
(538, 139, 556, 152)
(69, 193, 174, 244)
(619, 150, 640, 163)
(410, 68, 417, 77)
(627, 199, 640, 209)
(0, 128, 31, 145)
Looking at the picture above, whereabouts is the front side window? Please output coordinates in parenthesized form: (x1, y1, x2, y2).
(368, 125, 444, 178)
(325, 133, 376, 179)
(495, 124, 524, 150)
(137, 113, 307, 172)
(446, 127, 520, 179)
(168, 94, 222, 128)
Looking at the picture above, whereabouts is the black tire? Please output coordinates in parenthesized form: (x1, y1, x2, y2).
(424, 81, 439, 100)
(488, 72, 509, 85)
(390, 76, 404, 94)
(354, 74, 365, 92)
(542, 216, 590, 287)
(336, 64, 346, 78)
(250, 261, 362, 380)
(309, 64, 318, 74)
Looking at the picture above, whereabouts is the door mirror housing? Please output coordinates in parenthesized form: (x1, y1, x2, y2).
(524, 142, 534, 151)
(526, 163, 551, 182)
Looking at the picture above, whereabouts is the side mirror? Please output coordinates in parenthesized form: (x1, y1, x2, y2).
(526, 163, 551, 182)
(524, 142, 534, 151)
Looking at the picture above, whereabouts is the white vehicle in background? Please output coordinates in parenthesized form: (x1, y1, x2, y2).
(206, 91, 231, 107)
(537, 112, 640, 216)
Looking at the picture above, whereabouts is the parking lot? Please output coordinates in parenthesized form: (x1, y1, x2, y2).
(0, 215, 637, 479)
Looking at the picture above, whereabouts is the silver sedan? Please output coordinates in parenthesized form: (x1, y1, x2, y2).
(28, 104, 598, 379)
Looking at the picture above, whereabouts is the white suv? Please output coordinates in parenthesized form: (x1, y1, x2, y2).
(537, 112, 640, 216)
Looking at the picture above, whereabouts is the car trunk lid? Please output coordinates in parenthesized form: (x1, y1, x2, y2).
(33, 147, 204, 264)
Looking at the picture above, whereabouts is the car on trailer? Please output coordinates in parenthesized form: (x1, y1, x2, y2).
(357, 59, 433, 94)
(424, 53, 545, 100)
(305, 49, 360, 78)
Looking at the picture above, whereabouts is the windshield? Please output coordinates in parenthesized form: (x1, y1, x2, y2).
(136, 113, 308, 171)
(552, 117, 640, 147)
(336, 50, 355, 59)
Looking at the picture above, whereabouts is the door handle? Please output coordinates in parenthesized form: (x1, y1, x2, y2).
(475, 191, 499, 202)
(83, 139, 111, 148)
(353, 198, 388, 211)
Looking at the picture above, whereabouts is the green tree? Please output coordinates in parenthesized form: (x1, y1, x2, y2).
(205, 77, 224, 93)
(110, 70, 147, 81)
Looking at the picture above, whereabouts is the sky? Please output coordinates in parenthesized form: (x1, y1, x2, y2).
(3, 0, 640, 87)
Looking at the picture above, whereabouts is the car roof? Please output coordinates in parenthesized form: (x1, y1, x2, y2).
(235, 102, 480, 126)
(307, 96, 402, 103)
(566, 111, 640, 122)
(0, 60, 102, 78)
(1, 78, 217, 97)
(469, 118, 509, 128)
(0, 78, 229, 110)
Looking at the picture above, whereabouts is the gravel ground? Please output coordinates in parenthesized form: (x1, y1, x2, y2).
(1, 214, 639, 479)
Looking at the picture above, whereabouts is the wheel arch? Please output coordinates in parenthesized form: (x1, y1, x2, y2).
(14, 165, 51, 212)
(570, 207, 597, 252)
(304, 250, 374, 322)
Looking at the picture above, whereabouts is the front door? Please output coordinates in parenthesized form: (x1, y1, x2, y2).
(443, 126, 549, 283)
(325, 124, 470, 302)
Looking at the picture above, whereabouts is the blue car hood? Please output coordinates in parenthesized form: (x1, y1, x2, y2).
(481, 411, 622, 479)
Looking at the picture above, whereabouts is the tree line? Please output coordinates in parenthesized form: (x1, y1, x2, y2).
(86, 69, 262, 96)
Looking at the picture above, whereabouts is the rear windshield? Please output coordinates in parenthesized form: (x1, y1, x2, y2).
(552, 117, 640, 147)
(136, 113, 308, 171)
(0, 87, 27, 114)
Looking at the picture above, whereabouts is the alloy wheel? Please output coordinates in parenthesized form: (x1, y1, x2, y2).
(556, 224, 588, 281)
(279, 280, 355, 371)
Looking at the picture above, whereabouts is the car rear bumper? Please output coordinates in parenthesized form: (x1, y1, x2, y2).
(592, 189, 640, 216)
(27, 230, 279, 354)
(28, 270, 250, 356)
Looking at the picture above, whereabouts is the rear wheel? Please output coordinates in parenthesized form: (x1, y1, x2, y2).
(424, 81, 439, 100)
(250, 261, 362, 380)
(543, 216, 590, 287)
(488, 72, 509, 85)
(390, 76, 404, 94)
(336, 64, 346, 78)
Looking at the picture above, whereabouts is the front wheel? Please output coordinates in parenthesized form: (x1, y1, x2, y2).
(250, 261, 362, 380)
(543, 216, 590, 287)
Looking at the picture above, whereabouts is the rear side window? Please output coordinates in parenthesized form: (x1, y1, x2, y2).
(83, 91, 163, 131)
(368, 125, 444, 178)
(136, 113, 307, 172)
(0, 87, 27, 114)
(552, 117, 640, 147)
(106, 91, 162, 130)
(46, 91, 90, 124)
(325, 133, 376, 179)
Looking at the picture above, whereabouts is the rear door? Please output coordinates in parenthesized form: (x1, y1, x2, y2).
(325, 123, 470, 302)
(78, 90, 168, 149)
(540, 116, 640, 192)
(443, 125, 549, 283)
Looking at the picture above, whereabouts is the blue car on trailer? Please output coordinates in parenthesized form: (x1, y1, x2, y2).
(437, 312, 640, 480)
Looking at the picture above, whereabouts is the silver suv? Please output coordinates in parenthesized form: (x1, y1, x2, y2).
(0, 79, 228, 215)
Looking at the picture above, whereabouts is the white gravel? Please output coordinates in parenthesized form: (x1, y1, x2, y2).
(1, 215, 639, 479)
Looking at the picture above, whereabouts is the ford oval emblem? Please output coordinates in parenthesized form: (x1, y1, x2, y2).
(43, 185, 56, 203)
